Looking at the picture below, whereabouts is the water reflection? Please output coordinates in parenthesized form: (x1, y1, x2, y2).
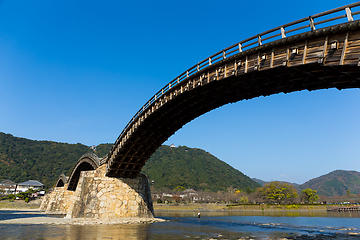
(1, 211, 360, 239)
(0, 224, 151, 240)
(66, 224, 150, 240)
(155, 210, 360, 218)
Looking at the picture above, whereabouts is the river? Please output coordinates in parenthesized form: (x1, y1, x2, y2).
(1, 211, 360, 239)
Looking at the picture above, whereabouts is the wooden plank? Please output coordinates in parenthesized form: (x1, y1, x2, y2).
(302, 39, 308, 64)
(259, 50, 273, 70)
(244, 55, 248, 73)
(273, 52, 287, 60)
(324, 61, 340, 66)
(345, 46, 360, 53)
(305, 58, 319, 64)
(348, 30, 360, 41)
(273, 45, 288, 53)
(322, 36, 329, 61)
(344, 53, 360, 60)
(306, 45, 325, 54)
(290, 54, 304, 62)
(306, 52, 324, 58)
(325, 56, 342, 62)
(289, 60, 303, 67)
(340, 32, 349, 65)
(344, 59, 358, 65)
(307, 38, 327, 47)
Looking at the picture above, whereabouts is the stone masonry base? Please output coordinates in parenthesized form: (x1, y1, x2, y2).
(40, 165, 154, 218)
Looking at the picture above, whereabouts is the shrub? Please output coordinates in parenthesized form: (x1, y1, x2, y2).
(8, 194, 15, 201)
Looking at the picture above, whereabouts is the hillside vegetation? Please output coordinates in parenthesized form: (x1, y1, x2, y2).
(141, 145, 260, 192)
(254, 170, 360, 197)
(0, 133, 260, 192)
(300, 170, 360, 196)
(3, 132, 358, 196)
(0, 132, 90, 188)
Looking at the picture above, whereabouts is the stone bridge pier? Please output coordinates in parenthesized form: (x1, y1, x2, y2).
(40, 159, 154, 218)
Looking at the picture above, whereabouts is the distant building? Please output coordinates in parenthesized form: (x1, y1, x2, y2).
(170, 144, 176, 148)
(17, 180, 44, 193)
(0, 180, 17, 194)
(90, 145, 96, 151)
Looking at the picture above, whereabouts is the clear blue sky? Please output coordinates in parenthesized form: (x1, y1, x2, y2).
(1, 0, 359, 184)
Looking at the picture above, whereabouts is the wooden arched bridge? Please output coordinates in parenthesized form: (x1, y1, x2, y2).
(61, 2, 360, 190)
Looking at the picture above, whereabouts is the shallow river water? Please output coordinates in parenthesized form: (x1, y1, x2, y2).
(1, 211, 360, 239)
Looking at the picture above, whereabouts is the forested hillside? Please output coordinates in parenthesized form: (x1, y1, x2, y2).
(300, 170, 360, 196)
(141, 145, 260, 192)
(0, 132, 260, 192)
(0, 132, 91, 188)
(94, 143, 113, 158)
(3, 132, 360, 196)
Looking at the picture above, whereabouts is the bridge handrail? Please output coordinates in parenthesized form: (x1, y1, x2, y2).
(111, 2, 360, 152)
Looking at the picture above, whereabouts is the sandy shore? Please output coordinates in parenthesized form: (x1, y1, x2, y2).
(0, 209, 166, 225)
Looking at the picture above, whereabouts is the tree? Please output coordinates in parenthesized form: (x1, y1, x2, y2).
(258, 181, 298, 204)
(239, 196, 248, 204)
(174, 186, 185, 191)
(301, 188, 319, 203)
(16, 188, 37, 202)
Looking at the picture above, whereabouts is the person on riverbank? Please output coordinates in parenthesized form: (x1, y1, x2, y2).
(197, 212, 200, 218)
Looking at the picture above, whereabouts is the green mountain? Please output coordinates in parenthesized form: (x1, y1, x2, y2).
(252, 178, 267, 186)
(94, 143, 113, 158)
(252, 178, 300, 188)
(300, 170, 360, 197)
(3, 132, 359, 196)
(0, 132, 260, 192)
(0, 132, 91, 188)
(254, 170, 360, 197)
(141, 145, 260, 192)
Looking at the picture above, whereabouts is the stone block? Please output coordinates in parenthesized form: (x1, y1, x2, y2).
(41, 169, 154, 219)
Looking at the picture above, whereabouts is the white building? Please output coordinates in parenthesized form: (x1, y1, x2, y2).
(0, 180, 17, 194)
(17, 180, 44, 193)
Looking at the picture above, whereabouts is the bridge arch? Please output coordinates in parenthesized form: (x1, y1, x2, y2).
(106, 3, 360, 178)
(67, 153, 100, 191)
(55, 174, 68, 188)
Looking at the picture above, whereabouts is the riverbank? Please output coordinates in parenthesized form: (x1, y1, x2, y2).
(153, 203, 329, 212)
(0, 209, 165, 225)
(0, 200, 166, 225)
(0, 199, 41, 210)
(0, 200, 338, 212)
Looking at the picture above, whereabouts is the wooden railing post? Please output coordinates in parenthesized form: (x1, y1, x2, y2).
(281, 27, 286, 38)
(309, 16, 316, 31)
(346, 7, 354, 22)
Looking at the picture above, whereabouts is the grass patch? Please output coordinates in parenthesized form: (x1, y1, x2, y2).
(0, 200, 40, 209)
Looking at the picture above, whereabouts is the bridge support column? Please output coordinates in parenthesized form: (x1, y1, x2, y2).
(41, 165, 154, 218)
(39, 186, 74, 214)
